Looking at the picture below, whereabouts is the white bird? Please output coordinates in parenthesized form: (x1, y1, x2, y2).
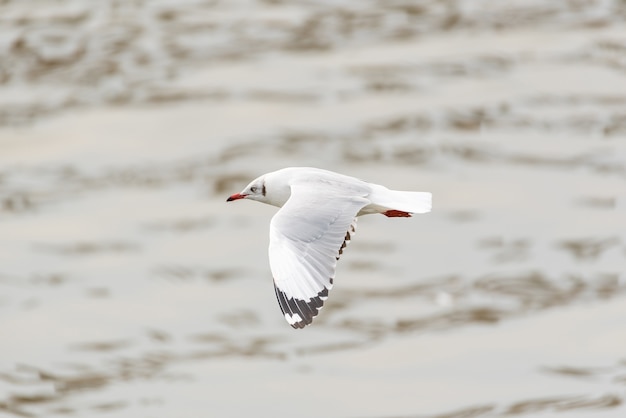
(226, 167, 432, 329)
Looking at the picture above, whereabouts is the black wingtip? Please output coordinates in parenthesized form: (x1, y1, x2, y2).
(274, 282, 329, 329)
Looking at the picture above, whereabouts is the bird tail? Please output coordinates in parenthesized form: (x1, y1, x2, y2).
(370, 186, 432, 215)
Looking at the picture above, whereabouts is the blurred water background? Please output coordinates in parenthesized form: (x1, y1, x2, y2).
(1, 1, 626, 417)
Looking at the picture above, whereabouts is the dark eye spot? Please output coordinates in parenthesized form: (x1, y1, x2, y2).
(250, 186, 258, 193)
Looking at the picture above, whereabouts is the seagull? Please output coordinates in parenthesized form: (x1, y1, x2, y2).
(226, 167, 432, 329)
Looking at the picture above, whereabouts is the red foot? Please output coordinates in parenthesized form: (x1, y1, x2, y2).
(383, 210, 412, 218)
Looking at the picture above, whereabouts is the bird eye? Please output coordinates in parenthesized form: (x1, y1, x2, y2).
(250, 186, 258, 193)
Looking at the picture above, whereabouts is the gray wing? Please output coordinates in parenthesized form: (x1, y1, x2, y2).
(269, 182, 369, 328)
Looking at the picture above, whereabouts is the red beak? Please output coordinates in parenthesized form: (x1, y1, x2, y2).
(226, 193, 246, 202)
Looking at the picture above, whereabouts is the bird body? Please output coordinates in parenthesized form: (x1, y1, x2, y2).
(227, 167, 432, 328)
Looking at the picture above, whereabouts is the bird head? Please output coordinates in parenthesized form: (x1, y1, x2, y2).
(226, 177, 266, 203)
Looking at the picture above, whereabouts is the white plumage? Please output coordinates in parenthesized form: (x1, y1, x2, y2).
(226, 167, 432, 328)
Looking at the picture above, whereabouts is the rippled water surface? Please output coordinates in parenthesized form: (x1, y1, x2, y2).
(1, 1, 626, 417)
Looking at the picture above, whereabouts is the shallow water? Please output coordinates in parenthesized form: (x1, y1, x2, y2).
(1, 1, 626, 417)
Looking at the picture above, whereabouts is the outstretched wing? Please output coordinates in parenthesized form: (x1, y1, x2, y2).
(269, 182, 369, 329)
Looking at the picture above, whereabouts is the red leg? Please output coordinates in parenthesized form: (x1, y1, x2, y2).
(382, 210, 412, 218)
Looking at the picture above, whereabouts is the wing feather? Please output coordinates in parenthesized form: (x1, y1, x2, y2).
(269, 182, 368, 328)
